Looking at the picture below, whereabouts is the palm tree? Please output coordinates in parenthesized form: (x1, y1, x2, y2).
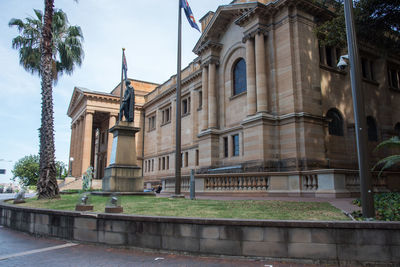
(373, 136, 400, 177)
(9, 1, 83, 199)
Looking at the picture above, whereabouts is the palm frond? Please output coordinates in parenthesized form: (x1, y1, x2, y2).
(372, 154, 400, 177)
(375, 136, 400, 152)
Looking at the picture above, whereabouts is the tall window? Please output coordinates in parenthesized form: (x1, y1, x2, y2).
(326, 108, 344, 136)
(195, 149, 199, 166)
(161, 106, 171, 124)
(223, 137, 228, 157)
(232, 134, 239, 156)
(233, 58, 247, 95)
(361, 57, 375, 81)
(148, 115, 156, 131)
(182, 96, 191, 116)
(185, 151, 189, 167)
(367, 116, 378, 142)
(198, 91, 202, 109)
(394, 123, 400, 137)
(388, 66, 400, 89)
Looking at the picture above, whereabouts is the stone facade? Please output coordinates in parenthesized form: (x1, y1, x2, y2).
(67, 0, 400, 196)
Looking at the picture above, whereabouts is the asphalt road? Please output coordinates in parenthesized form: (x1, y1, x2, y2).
(0, 227, 328, 267)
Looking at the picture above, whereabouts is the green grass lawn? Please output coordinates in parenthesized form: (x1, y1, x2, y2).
(18, 194, 350, 221)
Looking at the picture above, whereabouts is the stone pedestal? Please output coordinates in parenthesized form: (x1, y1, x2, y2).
(102, 121, 143, 192)
(75, 204, 94, 211)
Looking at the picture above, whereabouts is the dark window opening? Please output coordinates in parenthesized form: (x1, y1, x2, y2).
(223, 137, 228, 157)
(367, 116, 378, 142)
(326, 109, 344, 136)
(394, 123, 400, 137)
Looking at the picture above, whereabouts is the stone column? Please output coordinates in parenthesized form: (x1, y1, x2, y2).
(201, 66, 209, 130)
(69, 123, 76, 176)
(255, 32, 268, 112)
(81, 111, 94, 174)
(106, 114, 117, 166)
(246, 37, 256, 115)
(208, 63, 217, 128)
(76, 117, 83, 177)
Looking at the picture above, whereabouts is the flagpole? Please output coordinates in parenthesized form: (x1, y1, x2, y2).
(174, 0, 182, 196)
(118, 48, 125, 123)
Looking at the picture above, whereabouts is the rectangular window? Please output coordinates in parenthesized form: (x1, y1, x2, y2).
(148, 115, 156, 131)
(162, 157, 165, 170)
(185, 151, 189, 167)
(151, 159, 154, 171)
(182, 96, 191, 116)
(161, 106, 171, 124)
(232, 134, 239, 157)
(195, 149, 199, 166)
(158, 158, 161, 170)
(325, 46, 333, 67)
(361, 57, 375, 81)
(167, 156, 169, 169)
(198, 91, 202, 108)
(223, 137, 228, 158)
(388, 67, 399, 89)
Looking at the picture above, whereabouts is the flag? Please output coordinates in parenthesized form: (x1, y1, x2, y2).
(122, 49, 128, 80)
(180, 0, 200, 32)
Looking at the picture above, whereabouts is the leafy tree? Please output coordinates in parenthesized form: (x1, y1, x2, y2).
(12, 154, 68, 186)
(372, 136, 400, 176)
(9, 1, 83, 199)
(316, 0, 400, 55)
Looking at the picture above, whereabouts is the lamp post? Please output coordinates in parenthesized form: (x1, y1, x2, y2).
(69, 157, 74, 177)
(343, 0, 375, 218)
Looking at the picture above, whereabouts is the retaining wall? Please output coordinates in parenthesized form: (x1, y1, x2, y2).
(1, 201, 399, 266)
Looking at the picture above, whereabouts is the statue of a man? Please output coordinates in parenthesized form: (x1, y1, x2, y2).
(119, 80, 135, 122)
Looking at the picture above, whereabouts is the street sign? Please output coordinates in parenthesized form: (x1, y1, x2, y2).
(0, 169, 5, 174)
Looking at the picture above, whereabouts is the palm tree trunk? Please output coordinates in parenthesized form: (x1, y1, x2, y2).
(37, 0, 59, 199)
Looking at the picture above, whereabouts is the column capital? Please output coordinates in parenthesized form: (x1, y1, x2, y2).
(201, 55, 220, 68)
(85, 110, 95, 115)
(242, 25, 269, 43)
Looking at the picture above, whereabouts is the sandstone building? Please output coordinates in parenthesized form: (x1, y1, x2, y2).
(67, 0, 400, 197)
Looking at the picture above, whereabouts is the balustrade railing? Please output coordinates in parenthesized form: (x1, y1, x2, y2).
(302, 174, 318, 190)
(202, 174, 269, 191)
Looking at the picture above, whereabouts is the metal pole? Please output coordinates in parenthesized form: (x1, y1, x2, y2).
(190, 169, 195, 200)
(175, 0, 182, 196)
(343, 0, 375, 218)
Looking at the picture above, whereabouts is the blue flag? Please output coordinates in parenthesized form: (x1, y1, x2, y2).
(180, 0, 200, 32)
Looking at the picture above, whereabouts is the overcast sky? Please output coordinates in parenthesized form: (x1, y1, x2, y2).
(0, 0, 227, 184)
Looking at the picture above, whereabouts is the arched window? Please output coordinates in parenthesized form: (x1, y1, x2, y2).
(326, 108, 344, 136)
(367, 116, 378, 141)
(233, 58, 247, 95)
(395, 122, 400, 137)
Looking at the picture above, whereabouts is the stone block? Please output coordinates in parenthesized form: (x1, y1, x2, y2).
(311, 228, 336, 244)
(127, 233, 161, 250)
(34, 223, 50, 235)
(391, 231, 400, 245)
(162, 236, 199, 252)
(99, 231, 126, 245)
(242, 241, 288, 257)
(177, 223, 198, 238)
(288, 243, 337, 260)
(219, 226, 243, 241)
(34, 214, 49, 225)
(288, 228, 311, 243)
(200, 239, 241, 255)
(242, 227, 264, 241)
(100, 220, 127, 232)
(74, 217, 97, 230)
(390, 246, 400, 262)
(74, 228, 98, 242)
(200, 226, 219, 239)
(143, 222, 161, 235)
(337, 244, 391, 262)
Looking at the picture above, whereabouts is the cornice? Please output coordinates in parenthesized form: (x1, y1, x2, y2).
(200, 55, 220, 67)
(195, 40, 223, 56)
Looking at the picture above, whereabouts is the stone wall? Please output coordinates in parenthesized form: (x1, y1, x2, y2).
(1, 201, 399, 266)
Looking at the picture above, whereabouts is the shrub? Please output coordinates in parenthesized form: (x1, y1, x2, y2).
(352, 192, 400, 221)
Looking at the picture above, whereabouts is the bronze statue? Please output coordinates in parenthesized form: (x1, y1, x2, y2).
(119, 80, 135, 122)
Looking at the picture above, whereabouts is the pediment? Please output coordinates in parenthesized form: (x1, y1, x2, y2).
(193, 2, 257, 55)
(67, 87, 85, 117)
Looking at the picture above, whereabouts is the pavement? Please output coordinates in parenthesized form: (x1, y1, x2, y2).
(0, 226, 333, 267)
